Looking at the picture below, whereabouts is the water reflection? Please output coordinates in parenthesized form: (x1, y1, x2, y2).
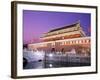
(24, 60, 90, 69)
(23, 50, 90, 69)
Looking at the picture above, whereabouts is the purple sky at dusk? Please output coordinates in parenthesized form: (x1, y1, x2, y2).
(23, 10, 91, 44)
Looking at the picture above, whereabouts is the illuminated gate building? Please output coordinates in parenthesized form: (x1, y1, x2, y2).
(28, 22, 91, 55)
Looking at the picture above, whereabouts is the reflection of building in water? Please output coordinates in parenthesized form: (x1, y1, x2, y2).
(28, 21, 90, 56)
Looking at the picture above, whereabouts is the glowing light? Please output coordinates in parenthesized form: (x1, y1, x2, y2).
(49, 54, 53, 57)
(49, 64, 53, 67)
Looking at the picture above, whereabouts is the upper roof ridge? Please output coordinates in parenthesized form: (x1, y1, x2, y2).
(49, 21, 80, 33)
